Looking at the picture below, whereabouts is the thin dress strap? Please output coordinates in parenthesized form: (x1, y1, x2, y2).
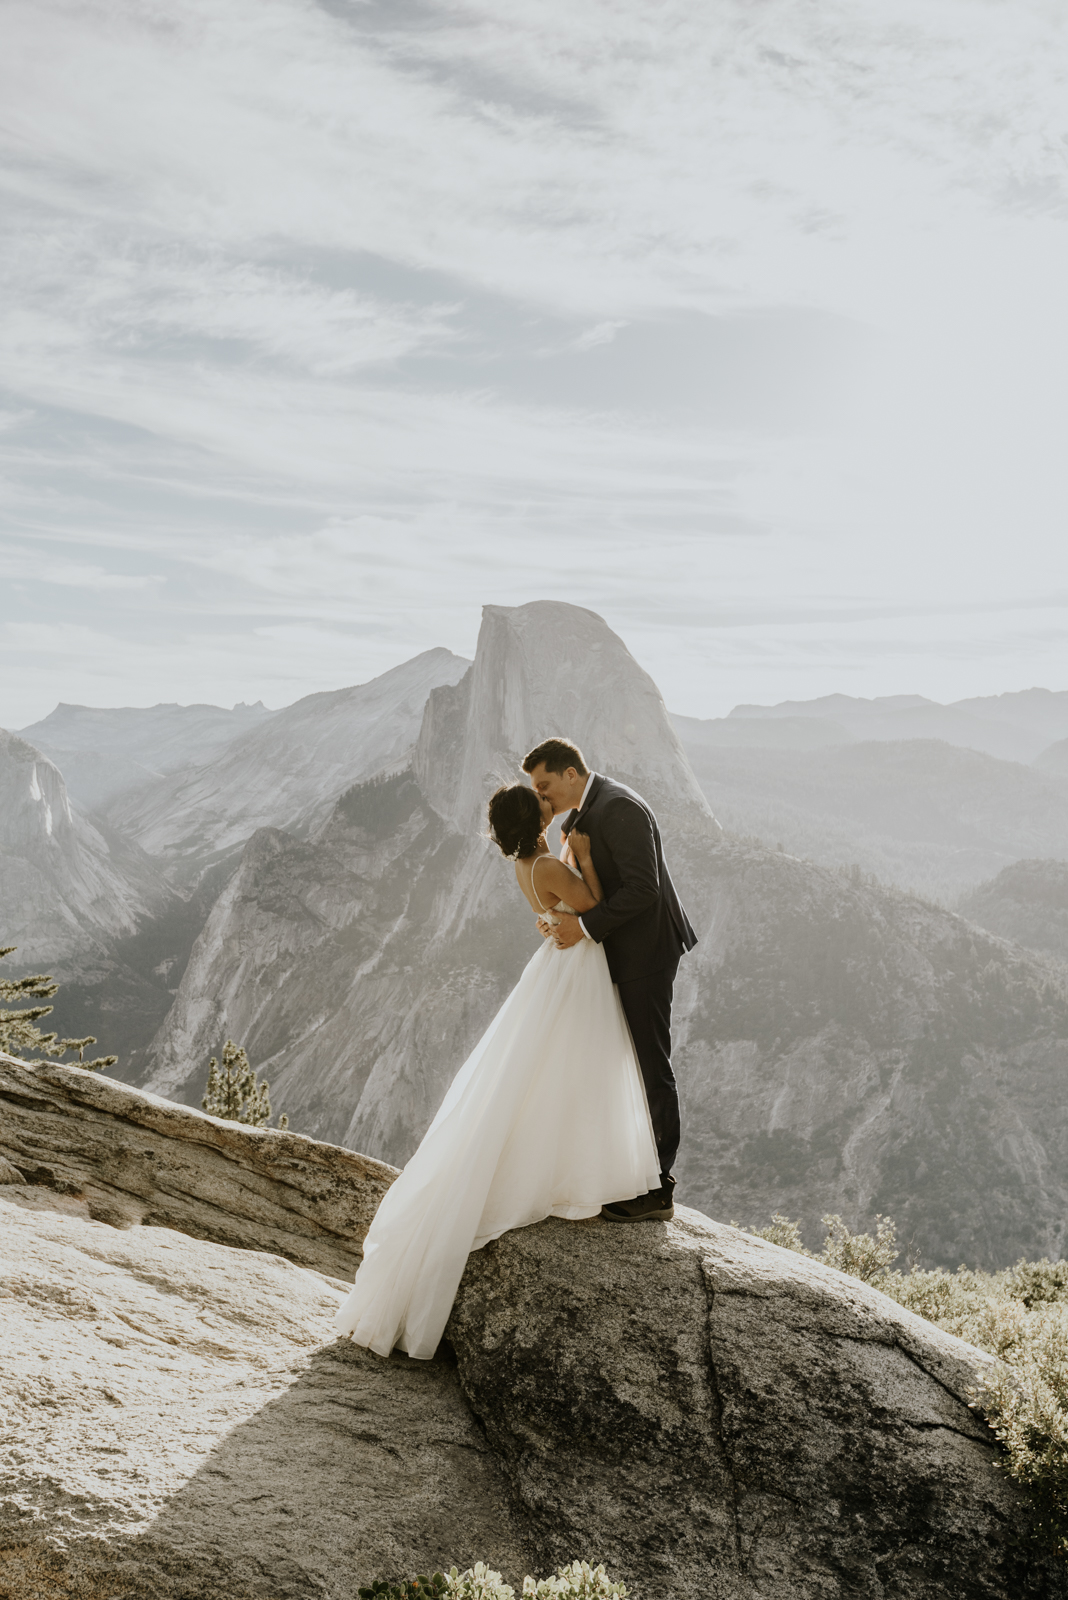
(529, 853, 551, 912)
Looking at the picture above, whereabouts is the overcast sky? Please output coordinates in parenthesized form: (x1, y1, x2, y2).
(2, 0, 1066, 726)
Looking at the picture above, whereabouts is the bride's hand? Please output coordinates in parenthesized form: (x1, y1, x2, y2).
(569, 829, 591, 864)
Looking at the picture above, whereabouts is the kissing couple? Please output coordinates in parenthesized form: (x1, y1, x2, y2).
(335, 737, 698, 1359)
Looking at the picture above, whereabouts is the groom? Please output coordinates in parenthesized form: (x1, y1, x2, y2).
(522, 737, 697, 1222)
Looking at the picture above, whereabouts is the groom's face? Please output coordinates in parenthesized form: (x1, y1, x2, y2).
(528, 762, 585, 815)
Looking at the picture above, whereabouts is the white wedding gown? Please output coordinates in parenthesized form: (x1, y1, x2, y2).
(334, 877, 660, 1360)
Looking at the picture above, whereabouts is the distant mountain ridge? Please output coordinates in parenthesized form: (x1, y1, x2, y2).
(17, 700, 276, 811)
(727, 687, 1068, 765)
(673, 734, 1068, 901)
(104, 649, 471, 881)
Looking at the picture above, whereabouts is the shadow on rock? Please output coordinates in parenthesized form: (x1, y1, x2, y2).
(2, 1341, 531, 1600)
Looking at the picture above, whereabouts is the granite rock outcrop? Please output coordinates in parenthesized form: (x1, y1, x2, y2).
(1, 1060, 1064, 1599)
(0, 1184, 528, 1600)
(450, 1211, 1057, 1599)
(0, 1053, 396, 1279)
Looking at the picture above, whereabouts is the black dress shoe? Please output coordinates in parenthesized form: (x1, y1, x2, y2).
(601, 1179, 675, 1223)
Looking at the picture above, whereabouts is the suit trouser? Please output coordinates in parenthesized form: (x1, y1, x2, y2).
(616, 963, 680, 1180)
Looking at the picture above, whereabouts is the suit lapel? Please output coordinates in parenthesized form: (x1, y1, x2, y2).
(569, 773, 603, 834)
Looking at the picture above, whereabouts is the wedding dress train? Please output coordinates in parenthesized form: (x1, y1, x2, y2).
(334, 899, 660, 1360)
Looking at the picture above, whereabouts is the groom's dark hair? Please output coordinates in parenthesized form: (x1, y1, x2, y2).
(522, 738, 589, 777)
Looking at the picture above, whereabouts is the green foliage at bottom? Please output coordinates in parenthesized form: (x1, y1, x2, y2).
(359, 1577, 448, 1600)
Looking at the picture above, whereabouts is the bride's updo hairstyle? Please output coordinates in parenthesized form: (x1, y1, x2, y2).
(487, 784, 544, 860)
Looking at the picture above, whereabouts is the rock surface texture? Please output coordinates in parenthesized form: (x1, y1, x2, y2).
(0, 1185, 530, 1600)
(0, 1055, 396, 1279)
(450, 1213, 1063, 1599)
(1, 1073, 1063, 1600)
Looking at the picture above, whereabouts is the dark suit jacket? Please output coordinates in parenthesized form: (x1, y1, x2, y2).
(562, 774, 697, 984)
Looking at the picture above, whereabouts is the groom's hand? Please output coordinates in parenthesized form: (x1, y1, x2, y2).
(552, 913, 586, 949)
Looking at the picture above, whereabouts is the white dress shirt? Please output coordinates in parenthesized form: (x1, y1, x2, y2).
(571, 773, 596, 938)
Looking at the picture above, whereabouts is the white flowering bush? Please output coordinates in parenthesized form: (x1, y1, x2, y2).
(522, 1561, 627, 1598)
(446, 1565, 515, 1600)
(360, 1562, 627, 1600)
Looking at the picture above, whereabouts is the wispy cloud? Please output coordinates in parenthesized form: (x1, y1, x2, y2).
(1, 0, 1066, 725)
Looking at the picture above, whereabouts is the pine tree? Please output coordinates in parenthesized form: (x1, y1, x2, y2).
(201, 1038, 288, 1130)
(0, 945, 117, 1071)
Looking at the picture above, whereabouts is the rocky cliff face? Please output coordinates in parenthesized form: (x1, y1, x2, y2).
(414, 602, 710, 833)
(138, 602, 1068, 1270)
(671, 844, 1068, 1268)
(0, 1063, 1060, 1600)
(107, 648, 470, 881)
(142, 602, 720, 1161)
(0, 730, 165, 968)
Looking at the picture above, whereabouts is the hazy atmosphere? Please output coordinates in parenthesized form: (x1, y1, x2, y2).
(6, 8, 1068, 1592)
(2, 0, 1067, 724)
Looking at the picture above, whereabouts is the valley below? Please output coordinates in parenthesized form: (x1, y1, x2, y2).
(5, 600, 1068, 1271)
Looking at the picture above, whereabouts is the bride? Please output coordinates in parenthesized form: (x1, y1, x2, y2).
(334, 780, 661, 1359)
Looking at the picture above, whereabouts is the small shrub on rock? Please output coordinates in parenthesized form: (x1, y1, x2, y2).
(744, 1213, 810, 1254)
(884, 1262, 1068, 1560)
(737, 1211, 898, 1284)
(201, 1038, 288, 1130)
(359, 1578, 448, 1600)
(819, 1213, 898, 1284)
(446, 1566, 515, 1600)
(359, 1564, 627, 1600)
(523, 1561, 627, 1598)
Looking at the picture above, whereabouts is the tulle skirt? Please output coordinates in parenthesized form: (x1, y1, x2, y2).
(334, 933, 660, 1359)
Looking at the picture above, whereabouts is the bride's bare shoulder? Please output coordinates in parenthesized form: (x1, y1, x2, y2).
(530, 853, 590, 903)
